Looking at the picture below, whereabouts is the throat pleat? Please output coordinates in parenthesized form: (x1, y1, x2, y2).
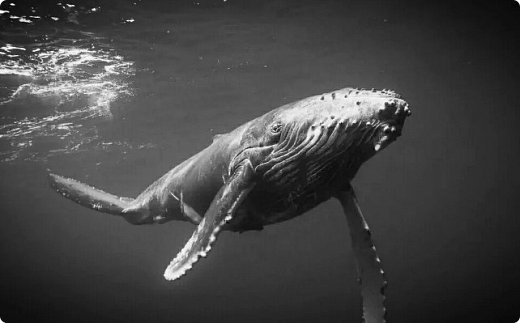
(306, 121, 361, 184)
(315, 120, 343, 155)
(257, 123, 316, 174)
(263, 127, 323, 181)
(305, 125, 331, 157)
(271, 122, 303, 156)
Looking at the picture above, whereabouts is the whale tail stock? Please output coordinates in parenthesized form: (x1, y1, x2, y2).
(48, 173, 135, 217)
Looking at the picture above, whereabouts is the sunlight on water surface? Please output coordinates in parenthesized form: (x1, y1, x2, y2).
(0, 42, 136, 161)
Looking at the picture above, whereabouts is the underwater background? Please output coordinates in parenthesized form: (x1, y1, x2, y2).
(0, 0, 519, 322)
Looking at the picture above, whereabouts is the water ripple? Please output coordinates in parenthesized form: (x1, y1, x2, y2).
(0, 44, 137, 162)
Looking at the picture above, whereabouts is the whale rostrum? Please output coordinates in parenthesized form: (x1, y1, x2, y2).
(49, 87, 411, 323)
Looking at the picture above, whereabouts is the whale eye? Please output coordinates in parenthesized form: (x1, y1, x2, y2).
(270, 122, 282, 134)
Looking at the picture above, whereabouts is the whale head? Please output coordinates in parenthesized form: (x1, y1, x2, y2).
(239, 87, 411, 186)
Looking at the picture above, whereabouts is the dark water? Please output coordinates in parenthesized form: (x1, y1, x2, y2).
(1, 0, 519, 322)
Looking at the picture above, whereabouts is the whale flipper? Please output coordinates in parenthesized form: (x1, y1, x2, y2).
(48, 173, 134, 215)
(336, 187, 387, 323)
(164, 160, 256, 281)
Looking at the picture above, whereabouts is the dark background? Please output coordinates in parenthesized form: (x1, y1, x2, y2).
(0, 0, 519, 322)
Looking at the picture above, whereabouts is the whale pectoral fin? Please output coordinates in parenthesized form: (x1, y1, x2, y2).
(163, 160, 256, 281)
(336, 187, 387, 323)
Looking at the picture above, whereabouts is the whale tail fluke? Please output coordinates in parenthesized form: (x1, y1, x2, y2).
(48, 173, 134, 215)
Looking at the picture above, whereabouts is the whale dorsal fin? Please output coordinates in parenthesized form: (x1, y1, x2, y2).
(336, 187, 387, 323)
(212, 133, 224, 143)
(163, 160, 256, 281)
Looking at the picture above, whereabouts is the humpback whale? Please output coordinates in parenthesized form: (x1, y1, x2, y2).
(49, 87, 411, 323)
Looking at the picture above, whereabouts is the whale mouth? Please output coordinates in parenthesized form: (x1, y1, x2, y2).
(373, 121, 402, 152)
(372, 97, 411, 152)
